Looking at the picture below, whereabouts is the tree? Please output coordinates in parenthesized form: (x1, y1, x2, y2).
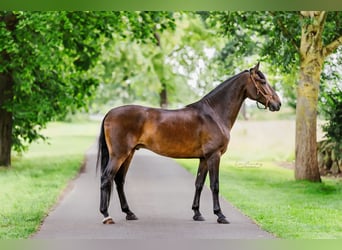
(91, 12, 226, 111)
(209, 11, 342, 182)
(0, 11, 175, 167)
(151, 12, 224, 108)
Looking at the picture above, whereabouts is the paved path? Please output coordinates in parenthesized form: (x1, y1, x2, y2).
(33, 143, 274, 239)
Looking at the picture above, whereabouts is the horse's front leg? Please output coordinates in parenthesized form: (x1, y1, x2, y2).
(207, 152, 229, 224)
(192, 158, 208, 221)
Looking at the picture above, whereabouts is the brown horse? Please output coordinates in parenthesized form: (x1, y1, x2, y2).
(96, 63, 281, 224)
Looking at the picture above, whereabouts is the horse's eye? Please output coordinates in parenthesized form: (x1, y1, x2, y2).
(260, 79, 266, 84)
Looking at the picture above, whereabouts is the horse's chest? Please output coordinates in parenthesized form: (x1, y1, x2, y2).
(200, 122, 230, 155)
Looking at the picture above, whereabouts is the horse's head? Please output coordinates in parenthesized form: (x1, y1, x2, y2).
(246, 62, 281, 112)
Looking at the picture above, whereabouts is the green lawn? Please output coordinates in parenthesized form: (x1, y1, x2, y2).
(0, 121, 99, 239)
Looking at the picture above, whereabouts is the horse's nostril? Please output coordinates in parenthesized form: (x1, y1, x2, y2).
(277, 103, 281, 111)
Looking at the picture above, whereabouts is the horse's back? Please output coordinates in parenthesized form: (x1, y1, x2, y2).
(103, 105, 205, 157)
(105, 105, 148, 119)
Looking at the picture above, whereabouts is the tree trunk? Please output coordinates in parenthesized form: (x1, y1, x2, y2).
(159, 83, 168, 109)
(295, 12, 326, 182)
(0, 12, 17, 167)
(0, 73, 13, 167)
(295, 62, 322, 181)
(154, 31, 168, 109)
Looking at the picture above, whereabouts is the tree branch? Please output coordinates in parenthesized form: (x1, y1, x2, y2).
(3, 12, 18, 31)
(167, 46, 184, 57)
(269, 11, 300, 53)
(153, 32, 161, 47)
(323, 35, 342, 58)
(300, 11, 322, 18)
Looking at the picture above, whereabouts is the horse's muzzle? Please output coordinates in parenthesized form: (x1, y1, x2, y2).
(268, 101, 281, 112)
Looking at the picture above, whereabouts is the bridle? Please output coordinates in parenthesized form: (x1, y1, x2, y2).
(249, 70, 274, 110)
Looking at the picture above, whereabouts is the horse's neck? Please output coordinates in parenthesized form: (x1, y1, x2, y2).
(202, 75, 247, 129)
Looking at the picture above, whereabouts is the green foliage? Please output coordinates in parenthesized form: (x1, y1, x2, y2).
(126, 11, 176, 42)
(92, 38, 170, 107)
(0, 11, 175, 153)
(204, 11, 301, 72)
(319, 49, 342, 158)
(204, 11, 342, 110)
(322, 12, 342, 47)
(91, 12, 226, 110)
(320, 87, 342, 155)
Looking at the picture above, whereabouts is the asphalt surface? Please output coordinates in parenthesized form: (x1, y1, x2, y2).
(32, 143, 274, 239)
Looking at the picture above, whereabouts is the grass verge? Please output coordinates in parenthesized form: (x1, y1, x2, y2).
(0, 121, 99, 239)
(177, 159, 342, 239)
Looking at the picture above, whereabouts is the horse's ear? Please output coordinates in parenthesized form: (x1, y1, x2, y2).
(254, 62, 260, 71)
(250, 62, 260, 74)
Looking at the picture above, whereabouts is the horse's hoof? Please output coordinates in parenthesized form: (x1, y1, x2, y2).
(126, 213, 138, 220)
(217, 217, 230, 224)
(102, 216, 115, 224)
(193, 214, 205, 221)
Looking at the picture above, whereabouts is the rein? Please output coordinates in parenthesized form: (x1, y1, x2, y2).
(249, 72, 273, 110)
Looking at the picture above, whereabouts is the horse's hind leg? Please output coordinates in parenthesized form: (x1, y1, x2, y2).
(114, 151, 138, 221)
(192, 158, 208, 221)
(100, 157, 120, 224)
(100, 158, 119, 224)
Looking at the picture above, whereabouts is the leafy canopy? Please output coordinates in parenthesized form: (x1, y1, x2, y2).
(91, 12, 226, 110)
(0, 11, 175, 152)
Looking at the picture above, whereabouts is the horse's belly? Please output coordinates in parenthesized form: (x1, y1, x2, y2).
(145, 143, 203, 158)
(139, 123, 203, 158)
(148, 141, 202, 158)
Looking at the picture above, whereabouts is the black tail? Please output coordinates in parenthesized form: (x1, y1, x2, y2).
(96, 117, 109, 175)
